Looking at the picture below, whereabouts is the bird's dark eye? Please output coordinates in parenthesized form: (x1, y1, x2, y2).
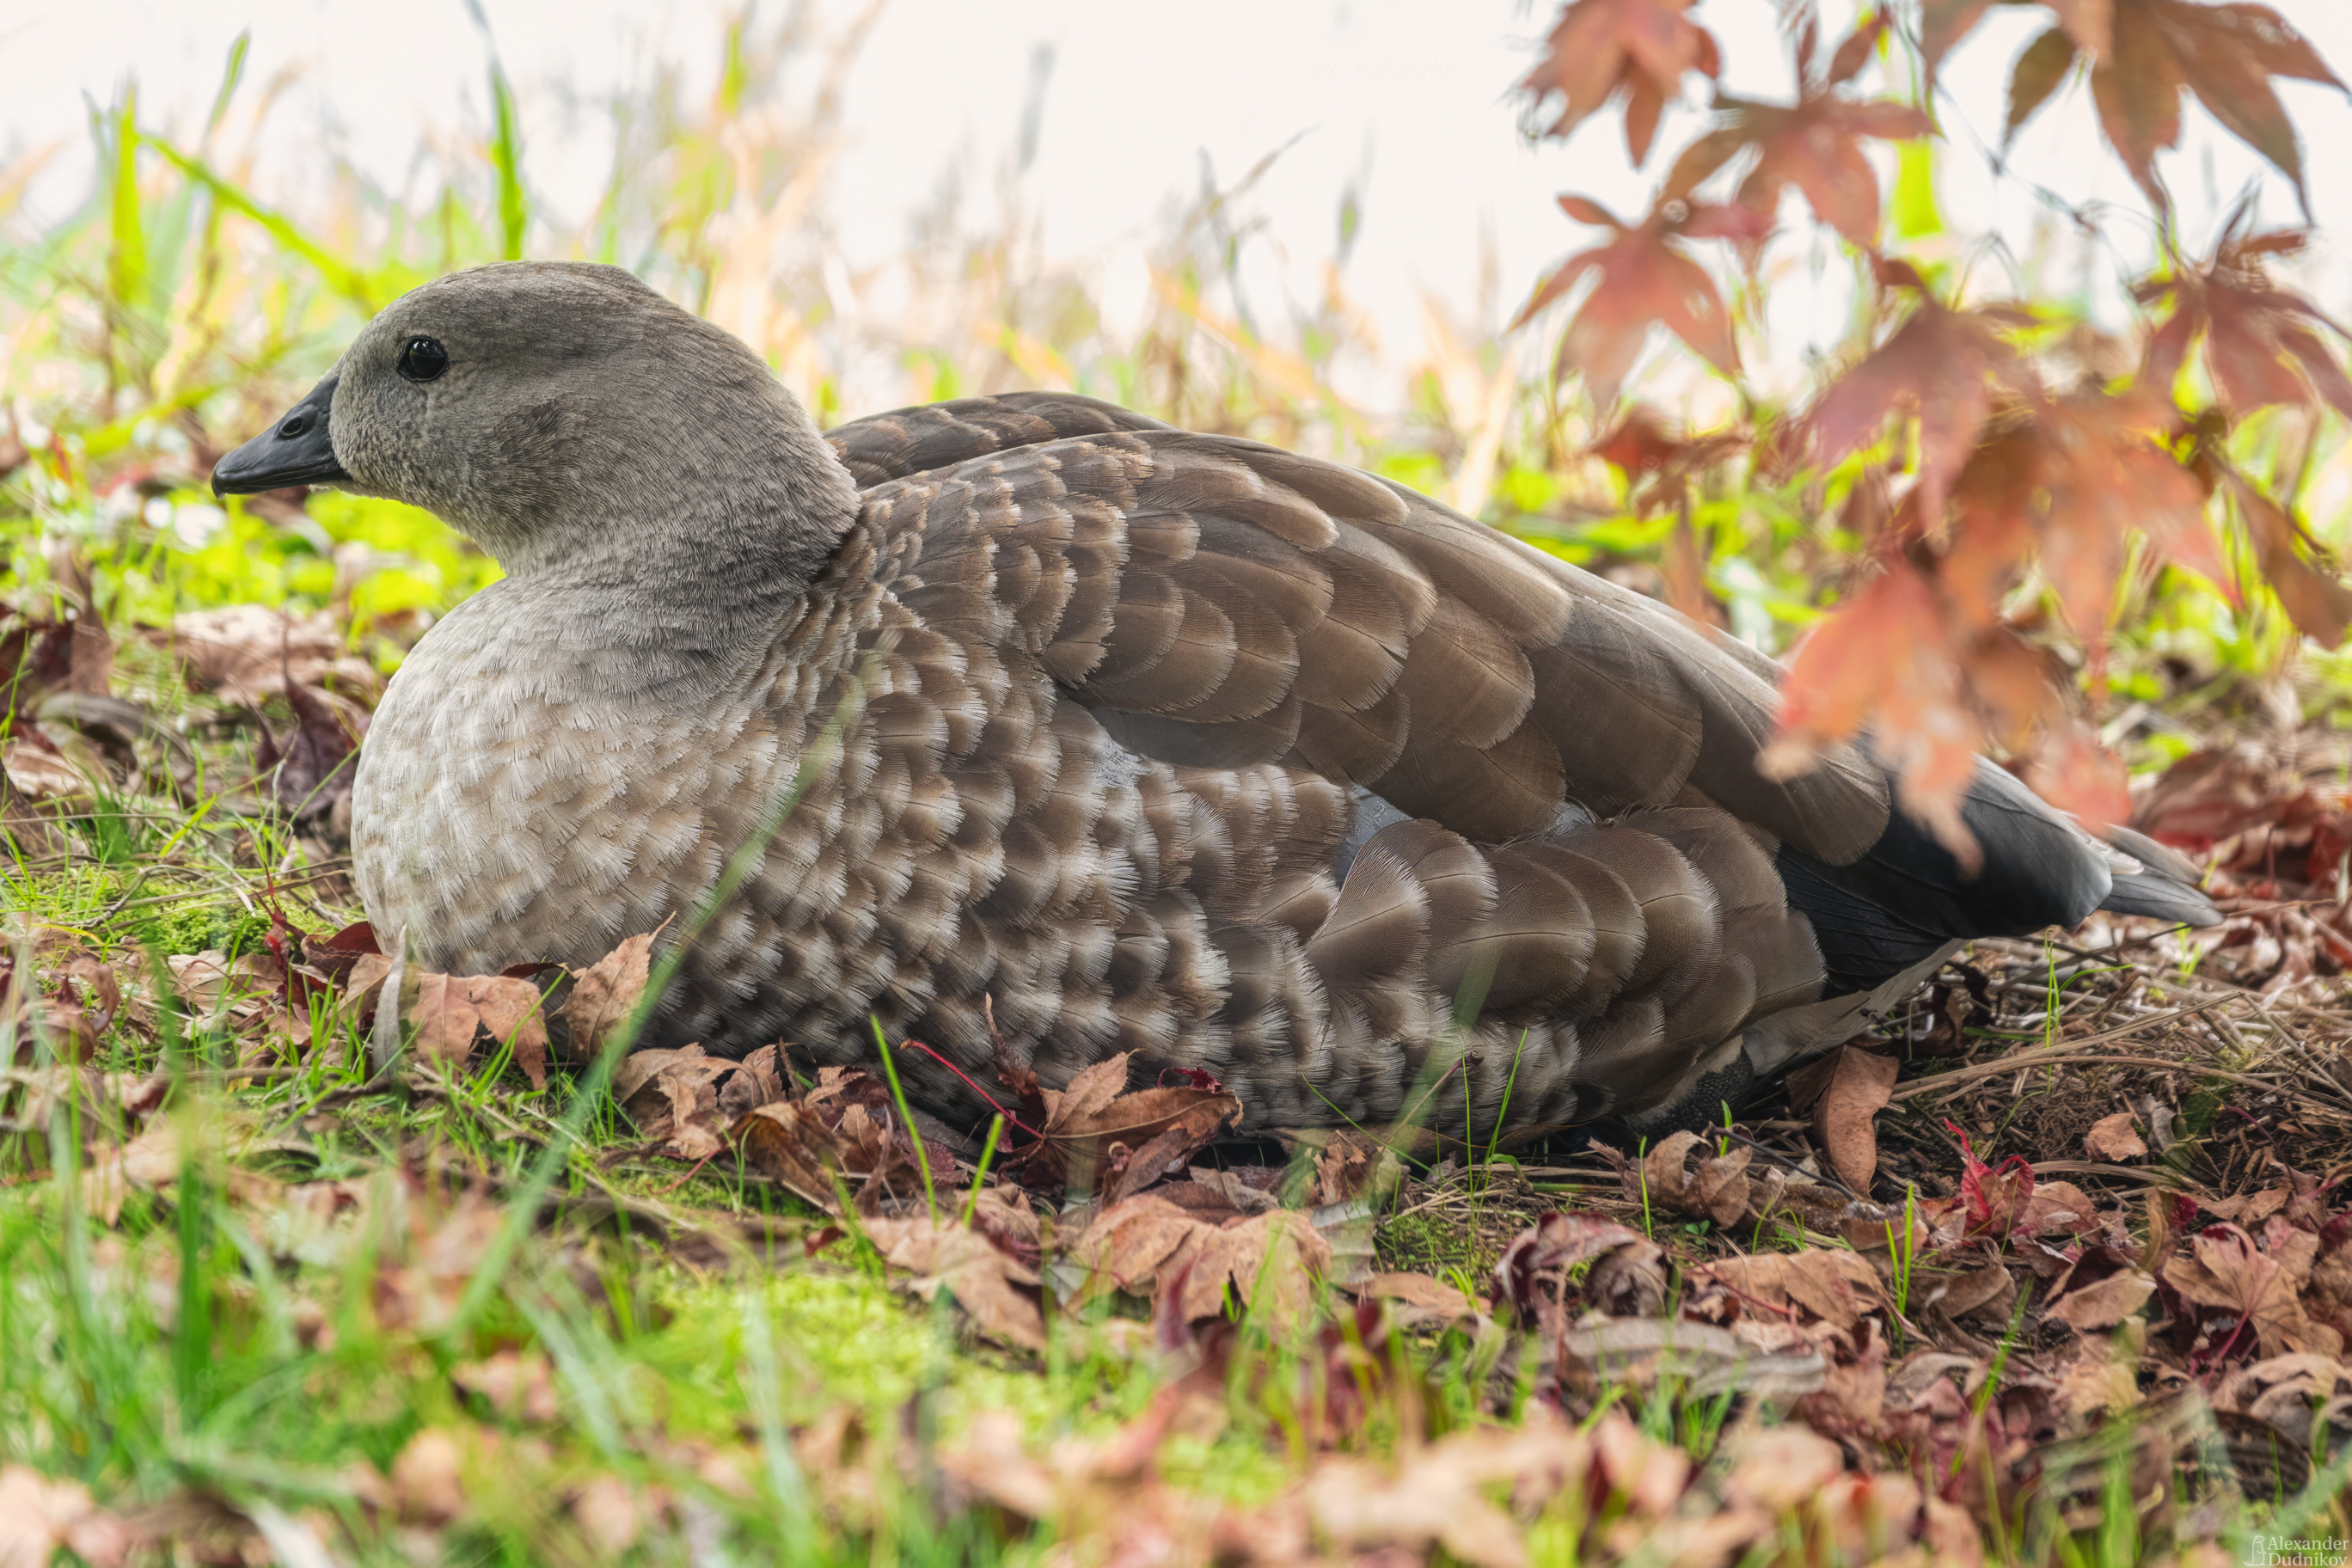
(396, 336, 450, 383)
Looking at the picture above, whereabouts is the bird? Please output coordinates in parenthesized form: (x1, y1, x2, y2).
(211, 261, 2218, 1141)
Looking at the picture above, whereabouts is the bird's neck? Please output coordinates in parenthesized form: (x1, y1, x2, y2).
(484, 419, 861, 681)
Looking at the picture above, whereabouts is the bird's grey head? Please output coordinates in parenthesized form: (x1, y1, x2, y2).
(213, 261, 857, 590)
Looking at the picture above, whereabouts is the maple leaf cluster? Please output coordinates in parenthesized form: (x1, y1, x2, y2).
(1517, 0, 2352, 848)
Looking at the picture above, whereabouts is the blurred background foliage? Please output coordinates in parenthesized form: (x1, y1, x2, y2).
(1, 3, 2345, 774)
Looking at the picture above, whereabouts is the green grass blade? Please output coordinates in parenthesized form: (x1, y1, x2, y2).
(871, 1015, 939, 1224)
(487, 58, 526, 260)
(104, 89, 145, 314)
(205, 32, 250, 139)
(141, 135, 388, 310)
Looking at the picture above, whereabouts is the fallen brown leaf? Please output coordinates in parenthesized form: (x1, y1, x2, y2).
(2163, 1222, 2343, 1359)
(0, 1464, 132, 1568)
(2084, 1111, 2149, 1161)
(1003, 1050, 1240, 1196)
(1304, 1409, 1598, 1568)
(1704, 1247, 1882, 1332)
(861, 1216, 1046, 1350)
(2050, 1268, 2157, 1332)
(1070, 1195, 1332, 1330)
(1788, 1041, 1900, 1193)
(555, 929, 659, 1057)
(1625, 1129, 1755, 1226)
(163, 604, 381, 707)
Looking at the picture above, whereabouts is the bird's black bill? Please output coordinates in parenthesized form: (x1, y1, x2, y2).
(211, 375, 350, 494)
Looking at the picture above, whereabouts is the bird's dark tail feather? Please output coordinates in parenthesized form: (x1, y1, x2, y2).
(2095, 824, 2224, 928)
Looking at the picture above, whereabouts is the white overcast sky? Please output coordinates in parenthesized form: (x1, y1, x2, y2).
(4, 0, 2351, 406)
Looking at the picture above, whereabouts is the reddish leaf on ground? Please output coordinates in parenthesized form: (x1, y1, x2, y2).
(1947, 1120, 2039, 1244)
(861, 1216, 1047, 1350)
(411, 973, 482, 1068)
(732, 1063, 939, 1210)
(1069, 1196, 1332, 1331)
(1520, 0, 1721, 164)
(615, 1044, 738, 1161)
(1492, 1210, 1651, 1326)
(1617, 1130, 1755, 1228)
(1703, 1247, 1883, 1332)
(2163, 1221, 2343, 1358)
(2049, 1268, 2157, 1331)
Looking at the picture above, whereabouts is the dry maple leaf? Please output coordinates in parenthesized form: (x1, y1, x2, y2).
(409, 971, 552, 1087)
(1786, 1041, 1899, 1193)
(2049, 1267, 2157, 1330)
(860, 1216, 1046, 1350)
(2166, 1222, 2344, 1358)
(2084, 1111, 2149, 1161)
(554, 928, 659, 1057)
(162, 603, 381, 707)
(1492, 1210, 1650, 1327)
(2003, 0, 2345, 216)
(1612, 1128, 1755, 1227)
(1704, 1247, 1883, 1332)
(999, 1050, 1240, 1195)
(734, 1092, 930, 1211)
(616, 1044, 738, 1161)
(1069, 1194, 1332, 1330)
(1304, 1410, 1599, 1568)
(1514, 194, 1761, 408)
(1521, 0, 1721, 164)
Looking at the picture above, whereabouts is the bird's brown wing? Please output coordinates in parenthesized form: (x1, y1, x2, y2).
(827, 391, 1175, 490)
(831, 396, 1895, 861)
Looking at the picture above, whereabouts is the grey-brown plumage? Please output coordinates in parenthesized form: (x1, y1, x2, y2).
(211, 261, 2220, 1136)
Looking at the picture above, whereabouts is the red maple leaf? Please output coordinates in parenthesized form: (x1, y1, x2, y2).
(2004, 0, 2344, 216)
(1664, 26, 1931, 249)
(1589, 405, 1750, 517)
(1770, 384, 2221, 854)
(1924, 0, 2112, 71)
(1793, 258, 2039, 530)
(2139, 218, 2352, 422)
(2181, 409, 2352, 646)
(1521, 0, 1722, 164)
(1514, 194, 1763, 407)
